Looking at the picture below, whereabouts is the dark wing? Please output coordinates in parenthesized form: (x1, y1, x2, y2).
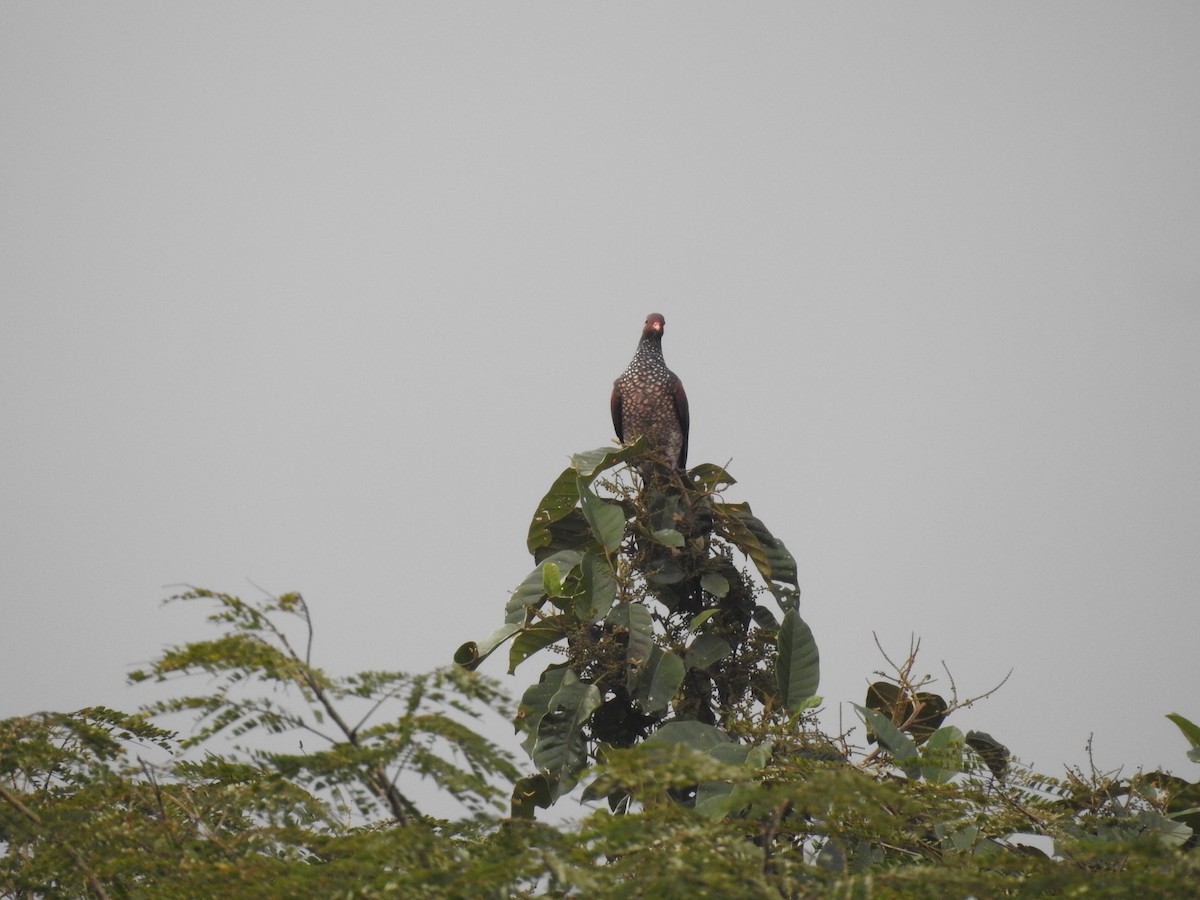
(610, 382, 624, 442)
(672, 375, 690, 469)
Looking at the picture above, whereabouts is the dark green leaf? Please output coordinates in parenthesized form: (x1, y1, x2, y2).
(713, 501, 800, 601)
(454, 611, 525, 670)
(919, 726, 965, 784)
(511, 773, 554, 819)
(647, 720, 733, 752)
(700, 573, 730, 598)
(965, 730, 1010, 778)
(527, 466, 582, 555)
(1167, 712, 1200, 750)
(576, 552, 617, 622)
(578, 476, 627, 555)
(607, 602, 655, 693)
(530, 681, 602, 799)
(854, 704, 918, 770)
(651, 528, 685, 548)
(687, 463, 737, 493)
(508, 618, 568, 674)
(776, 610, 820, 712)
(630, 646, 686, 715)
(506, 550, 583, 616)
(685, 634, 732, 671)
(515, 665, 575, 754)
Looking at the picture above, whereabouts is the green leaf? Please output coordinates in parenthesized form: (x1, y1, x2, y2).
(700, 573, 730, 598)
(908, 692, 949, 743)
(775, 610, 820, 712)
(687, 463, 737, 494)
(689, 609, 720, 629)
(1135, 809, 1194, 847)
(515, 666, 575, 754)
(864, 682, 947, 745)
(527, 444, 643, 556)
(713, 501, 800, 602)
(647, 720, 733, 753)
(530, 680, 602, 799)
(577, 552, 617, 622)
(630, 646, 686, 715)
(527, 466, 582, 555)
(577, 476, 627, 555)
(607, 602, 655, 692)
(854, 703, 919, 771)
(919, 725, 965, 784)
(570, 441, 645, 479)
(542, 562, 564, 598)
(965, 730, 1010, 778)
(685, 634, 732, 671)
(508, 618, 568, 674)
(651, 528, 685, 548)
(1167, 713, 1200, 752)
(506, 550, 583, 616)
(453, 615, 523, 670)
(511, 773, 554, 819)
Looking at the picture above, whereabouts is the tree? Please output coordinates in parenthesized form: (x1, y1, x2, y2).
(1, 590, 526, 897)
(3, 448, 1200, 896)
(457, 442, 821, 817)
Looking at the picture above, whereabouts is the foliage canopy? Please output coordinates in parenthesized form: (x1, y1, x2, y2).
(3, 448, 1199, 897)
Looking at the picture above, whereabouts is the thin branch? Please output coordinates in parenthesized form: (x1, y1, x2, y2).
(0, 783, 112, 900)
(351, 686, 407, 737)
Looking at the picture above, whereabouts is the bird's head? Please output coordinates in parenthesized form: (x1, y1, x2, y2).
(643, 313, 666, 338)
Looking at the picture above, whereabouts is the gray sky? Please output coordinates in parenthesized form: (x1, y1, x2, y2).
(3, 4, 1199, 782)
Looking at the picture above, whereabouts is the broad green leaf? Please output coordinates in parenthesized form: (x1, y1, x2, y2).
(854, 703, 919, 772)
(607, 602, 655, 692)
(531, 680, 602, 799)
(577, 476, 627, 555)
(694, 781, 737, 819)
(864, 683, 947, 744)
(515, 666, 575, 754)
(577, 552, 617, 622)
(651, 527, 684, 548)
(570, 440, 645, 479)
(687, 463, 736, 494)
(506, 550, 583, 616)
(527, 443, 642, 555)
(530, 509, 593, 562)
(694, 779, 762, 820)
(919, 725, 965, 783)
(511, 773, 553, 819)
(714, 501, 799, 601)
(542, 562, 564, 598)
(909, 693, 949, 743)
(630, 646, 686, 714)
(689, 608, 720, 629)
(700, 573, 730, 598)
(647, 720, 733, 752)
(527, 466, 582, 554)
(685, 634, 731, 671)
(776, 610, 820, 712)
(708, 742, 758, 766)
(1167, 712, 1200, 751)
(454, 615, 523, 670)
(508, 618, 568, 674)
(965, 730, 1010, 778)
(1135, 809, 1193, 847)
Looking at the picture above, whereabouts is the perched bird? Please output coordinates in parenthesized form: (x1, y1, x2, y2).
(611, 313, 690, 469)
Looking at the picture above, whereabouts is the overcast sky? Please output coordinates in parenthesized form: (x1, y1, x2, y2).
(3, 4, 1199, 786)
